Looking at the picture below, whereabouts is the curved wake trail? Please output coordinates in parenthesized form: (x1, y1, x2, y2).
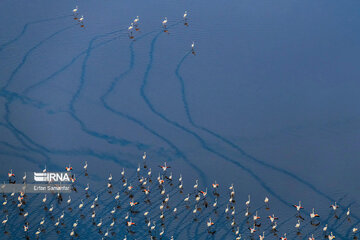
(139, 23, 208, 187)
(1, 27, 137, 169)
(138, 31, 349, 239)
(138, 27, 299, 211)
(100, 29, 209, 184)
(2, 25, 74, 90)
(174, 50, 360, 224)
(0, 14, 71, 53)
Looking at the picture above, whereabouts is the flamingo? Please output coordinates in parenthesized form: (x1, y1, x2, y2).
(280, 233, 287, 240)
(323, 224, 328, 232)
(40, 217, 45, 225)
(127, 218, 136, 227)
(293, 201, 304, 211)
(310, 208, 320, 219)
(162, 17, 168, 27)
(65, 164, 72, 171)
(194, 179, 199, 189)
(8, 169, 15, 178)
(2, 215, 8, 225)
(249, 224, 256, 234)
(253, 211, 260, 221)
(207, 218, 214, 227)
(73, 220, 79, 228)
(97, 219, 103, 228)
(259, 232, 265, 240)
(84, 161, 88, 170)
(330, 202, 339, 211)
(268, 214, 278, 223)
(35, 228, 41, 237)
(184, 194, 190, 202)
(72, 6, 78, 14)
(159, 162, 170, 171)
(246, 195, 251, 207)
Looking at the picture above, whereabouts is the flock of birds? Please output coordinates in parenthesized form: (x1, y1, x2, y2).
(0, 151, 358, 239)
(71, 6, 196, 53)
(0, 4, 355, 240)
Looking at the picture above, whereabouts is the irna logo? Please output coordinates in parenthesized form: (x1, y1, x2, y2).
(34, 172, 71, 182)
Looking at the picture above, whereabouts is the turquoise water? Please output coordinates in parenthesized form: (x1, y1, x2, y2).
(0, 0, 360, 239)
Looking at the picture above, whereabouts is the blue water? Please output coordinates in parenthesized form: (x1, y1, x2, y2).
(0, 0, 360, 239)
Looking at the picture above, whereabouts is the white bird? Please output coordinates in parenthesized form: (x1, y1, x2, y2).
(2, 215, 8, 225)
(323, 224, 328, 232)
(40, 217, 45, 225)
(295, 219, 301, 229)
(293, 201, 304, 211)
(42, 194, 47, 203)
(310, 208, 320, 219)
(115, 192, 120, 200)
(97, 219, 103, 228)
(191, 41, 195, 50)
(73, 220, 79, 228)
(162, 17, 168, 26)
(84, 161, 88, 170)
(328, 232, 335, 240)
(183, 11, 188, 19)
(347, 208, 351, 216)
(253, 211, 260, 221)
(207, 218, 214, 227)
(55, 218, 60, 226)
(280, 233, 287, 240)
(330, 202, 339, 211)
(72, 6, 78, 14)
(246, 195, 251, 207)
(79, 15, 84, 22)
(194, 179, 199, 189)
(79, 199, 84, 209)
(142, 151, 146, 159)
(137, 163, 141, 172)
(184, 194, 190, 202)
(159, 228, 165, 236)
(259, 232, 265, 240)
(213, 199, 218, 208)
(70, 229, 75, 236)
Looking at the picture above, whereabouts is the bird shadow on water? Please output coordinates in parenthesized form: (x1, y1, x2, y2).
(0, 11, 357, 240)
